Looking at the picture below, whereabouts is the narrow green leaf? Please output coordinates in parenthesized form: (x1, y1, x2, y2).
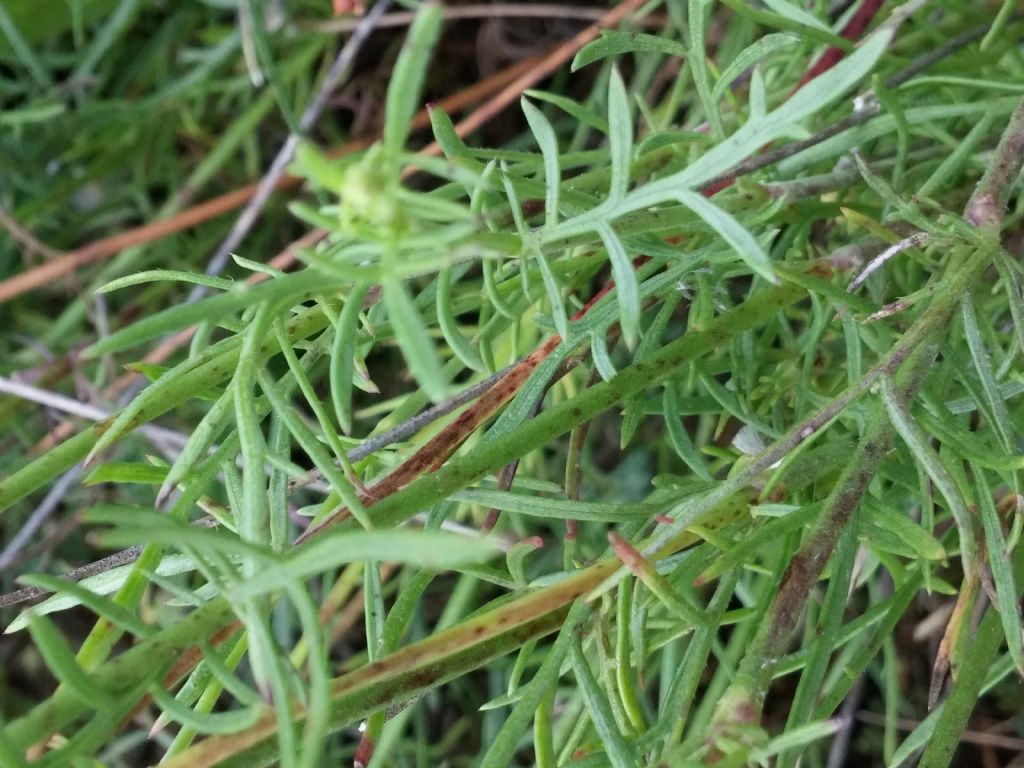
(754, 719, 841, 761)
(428, 105, 472, 158)
(382, 274, 447, 403)
(572, 30, 688, 71)
(451, 490, 656, 523)
(973, 466, 1024, 675)
(27, 612, 117, 709)
(5, 554, 208, 634)
(234, 304, 274, 550)
(232, 253, 286, 280)
(862, 502, 945, 561)
(383, 2, 443, 162)
(961, 294, 1015, 452)
(150, 684, 265, 735)
(621, 292, 682, 447)
(198, 640, 260, 708)
(607, 67, 633, 203)
(97, 270, 234, 295)
(715, 0, 848, 48)
(521, 97, 560, 229)
(591, 330, 618, 383)
(524, 90, 609, 133)
(710, 33, 799, 101)
(228, 531, 498, 601)
(531, 243, 569, 340)
(0, 1, 52, 88)
(663, 380, 712, 481)
(18, 575, 153, 639)
(548, 27, 893, 240)
(852, 152, 937, 233)
(881, 376, 977, 578)
(570, 634, 639, 768)
(595, 223, 640, 348)
(673, 190, 776, 283)
(480, 602, 588, 768)
(330, 282, 370, 435)
(257, 369, 371, 529)
(156, 386, 235, 506)
(85, 270, 350, 358)
(85, 462, 168, 486)
(760, 0, 830, 32)
(243, 0, 298, 132)
(437, 268, 485, 371)
(688, 0, 724, 139)
(980, 0, 1017, 52)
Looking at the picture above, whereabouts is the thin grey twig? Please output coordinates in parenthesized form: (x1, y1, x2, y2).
(0, 545, 143, 609)
(826, 676, 865, 768)
(289, 366, 512, 491)
(0, 364, 514, 610)
(0, 508, 501, 611)
(189, 0, 392, 297)
(0, 518, 222, 611)
(0, 207, 64, 260)
(0, 467, 83, 572)
(0, 375, 189, 452)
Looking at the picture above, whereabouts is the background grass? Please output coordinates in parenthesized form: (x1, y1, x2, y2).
(2, 1, 1024, 766)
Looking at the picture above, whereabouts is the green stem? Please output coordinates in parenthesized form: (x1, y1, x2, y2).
(916, 541, 1024, 768)
(368, 278, 806, 529)
(964, 98, 1024, 233)
(705, 244, 992, 741)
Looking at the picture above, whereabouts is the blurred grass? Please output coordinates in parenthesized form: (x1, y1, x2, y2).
(2, 2, 1024, 767)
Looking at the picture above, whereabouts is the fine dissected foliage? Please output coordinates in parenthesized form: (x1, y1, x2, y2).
(1, 2, 1023, 767)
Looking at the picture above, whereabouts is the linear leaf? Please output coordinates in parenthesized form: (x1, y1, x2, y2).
(97, 270, 234, 294)
(595, 223, 640, 347)
(521, 97, 560, 229)
(881, 376, 977, 577)
(673, 190, 776, 283)
(453, 489, 655, 521)
(663, 379, 712, 481)
(688, 0, 723, 139)
(572, 30, 688, 71)
(383, 2, 443, 161)
(607, 67, 633, 203)
(27, 612, 117, 709)
(85, 270, 350, 358)
(973, 466, 1024, 675)
(437, 268, 484, 372)
(591, 330, 618, 382)
(570, 635, 638, 768)
(524, 89, 609, 133)
(18, 575, 153, 638)
(382, 274, 447, 403)
(961, 294, 1015, 452)
(711, 32, 800, 101)
(531, 243, 569, 340)
(150, 684, 265, 735)
(229, 531, 498, 601)
(760, 0, 831, 32)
